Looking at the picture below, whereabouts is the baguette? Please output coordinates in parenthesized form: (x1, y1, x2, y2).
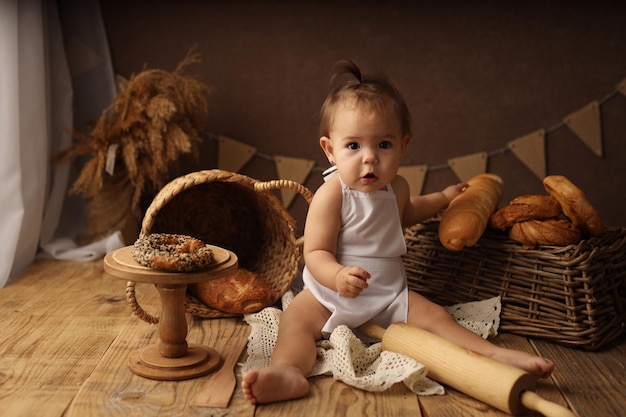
(439, 173, 504, 251)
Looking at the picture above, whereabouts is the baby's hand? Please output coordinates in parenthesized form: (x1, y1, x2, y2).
(442, 182, 468, 203)
(335, 266, 370, 298)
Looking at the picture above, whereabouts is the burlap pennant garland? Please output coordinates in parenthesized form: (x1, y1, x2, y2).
(65, 37, 105, 77)
(507, 129, 546, 180)
(217, 135, 257, 172)
(563, 101, 603, 157)
(275, 155, 315, 207)
(617, 78, 626, 96)
(398, 165, 428, 195)
(213, 76, 621, 197)
(448, 152, 488, 183)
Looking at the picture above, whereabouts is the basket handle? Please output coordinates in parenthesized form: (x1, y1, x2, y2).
(254, 179, 314, 204)
(126, 281, 159, 324)
(254, 179, 313, 246)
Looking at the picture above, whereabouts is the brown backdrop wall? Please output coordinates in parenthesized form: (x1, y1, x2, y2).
(98, 1, 626, 231)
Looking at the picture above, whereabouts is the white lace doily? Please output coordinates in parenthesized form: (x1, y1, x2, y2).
(241, 291, 501, 396)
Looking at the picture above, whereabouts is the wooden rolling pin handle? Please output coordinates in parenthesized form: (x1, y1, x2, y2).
(520, 391, 576, 417)
(359, 322, 577, 417)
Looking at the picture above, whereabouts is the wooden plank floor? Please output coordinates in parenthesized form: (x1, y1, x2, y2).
(0, 258, 624, 417)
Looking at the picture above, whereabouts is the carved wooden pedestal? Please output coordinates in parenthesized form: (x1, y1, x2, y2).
(104, 245, 237, 381)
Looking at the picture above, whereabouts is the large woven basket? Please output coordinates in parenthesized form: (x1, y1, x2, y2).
(403, 219, 626, 350)
(126, 169, 313, 321)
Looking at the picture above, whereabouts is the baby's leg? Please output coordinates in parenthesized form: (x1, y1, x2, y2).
(242, 290, 330, 404)
(406, 291, 554, 379)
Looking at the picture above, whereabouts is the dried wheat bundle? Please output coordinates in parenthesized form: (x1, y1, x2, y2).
(59, 48, 211, 210)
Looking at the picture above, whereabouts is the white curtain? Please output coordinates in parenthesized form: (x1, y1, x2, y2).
(0, 0, 122, 288)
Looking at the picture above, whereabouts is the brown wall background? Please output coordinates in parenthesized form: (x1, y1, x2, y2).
(99, 1, 626, 231)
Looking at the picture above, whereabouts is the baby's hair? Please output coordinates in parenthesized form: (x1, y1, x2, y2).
(319, 59, 412, 138)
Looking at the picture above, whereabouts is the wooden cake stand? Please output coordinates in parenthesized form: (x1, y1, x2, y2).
(103, 245, 238, 381)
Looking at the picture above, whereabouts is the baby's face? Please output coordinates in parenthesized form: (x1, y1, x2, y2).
(321, 102, 409, 193)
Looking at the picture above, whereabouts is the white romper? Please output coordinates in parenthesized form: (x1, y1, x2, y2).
(302, 174, 409, 339)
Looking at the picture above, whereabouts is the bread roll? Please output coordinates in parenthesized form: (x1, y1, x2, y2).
(489, 195, 561, 230)
(439, 173, 504, 251)
(509, 218, 582, 247)
(190, 268, 272, 314)
(543, 175, 603, 236)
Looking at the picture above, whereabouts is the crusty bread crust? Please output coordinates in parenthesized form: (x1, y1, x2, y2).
(543, 175, 603, 236)
(490, 194, 561, 230)
(509, 218, 583, 248)
(190, 268, 272, 314)
(439, 173, 504, 251)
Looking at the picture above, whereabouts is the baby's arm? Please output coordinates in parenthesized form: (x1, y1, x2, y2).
(396, 176, 466, 227)
(303, 177, 370, 298)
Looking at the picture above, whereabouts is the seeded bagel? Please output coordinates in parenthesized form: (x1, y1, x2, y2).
(132, 233, 214, 272)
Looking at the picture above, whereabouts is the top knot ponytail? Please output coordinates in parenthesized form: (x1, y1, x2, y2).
(329, 59, 363, 86)
(319, 59, 412, 138)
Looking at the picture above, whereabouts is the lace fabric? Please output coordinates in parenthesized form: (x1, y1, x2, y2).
(241, 291, 501, 395)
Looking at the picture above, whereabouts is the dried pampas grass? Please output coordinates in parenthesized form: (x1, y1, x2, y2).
(59, 48, 211, 210)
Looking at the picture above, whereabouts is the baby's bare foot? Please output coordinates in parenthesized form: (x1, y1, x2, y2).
(493, 348, 555, 379)
(242, 366, 309, 404)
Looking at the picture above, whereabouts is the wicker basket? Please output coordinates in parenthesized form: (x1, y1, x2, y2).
(403, 219, 626, 350)
(126, 169, 313, 320)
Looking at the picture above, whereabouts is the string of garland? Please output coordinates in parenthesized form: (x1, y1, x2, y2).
(208, 84, 623, 176)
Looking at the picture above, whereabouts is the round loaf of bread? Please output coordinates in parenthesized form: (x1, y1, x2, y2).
(189, 268, 272, 314)
(509, 218, 582, 247)
(543, 175, 603, 236)
(489, 194, 561, 230)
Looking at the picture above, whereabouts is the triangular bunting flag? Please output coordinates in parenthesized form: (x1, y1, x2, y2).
(398, 165, 428, 195)
(563, 101, 603, 157)
(275, 155, 315, 208)
(448, 152, 488, 183)
(66, 37, 105, 77)
(217, 135, 257, 172)
(617, 78, 626, 96)
(507, 129, 546, 180)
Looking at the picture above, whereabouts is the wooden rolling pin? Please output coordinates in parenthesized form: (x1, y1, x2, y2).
(359, 322, 575, 417)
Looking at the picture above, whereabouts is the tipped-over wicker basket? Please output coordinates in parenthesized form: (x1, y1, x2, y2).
(126, 169, 313, 321)
(403, 219, 626, 350)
